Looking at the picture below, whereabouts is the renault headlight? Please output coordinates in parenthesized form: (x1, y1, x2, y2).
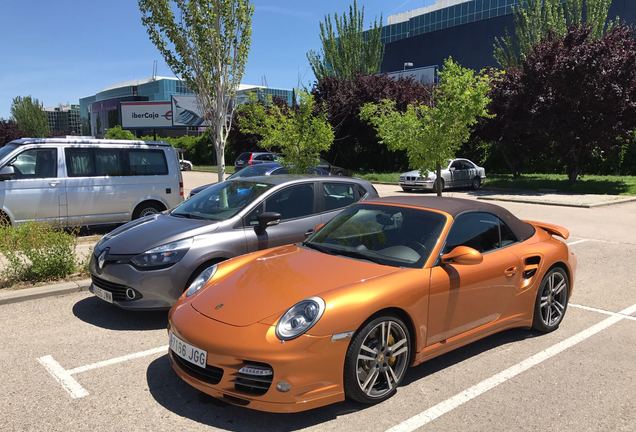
(185, 264, 217, 297)
(131, 238, 193, 269)
(276, 297, 326, 341)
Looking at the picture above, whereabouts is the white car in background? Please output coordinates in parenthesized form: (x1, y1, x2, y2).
(399, 158, 486, 192)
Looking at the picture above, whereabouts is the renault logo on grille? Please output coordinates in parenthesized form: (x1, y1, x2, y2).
(97, 249, 108, 271)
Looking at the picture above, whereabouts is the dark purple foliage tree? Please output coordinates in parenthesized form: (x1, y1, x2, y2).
(312, 74, 432, 172)
(479, 25, 636, 183)
(0, 119, 26, 146)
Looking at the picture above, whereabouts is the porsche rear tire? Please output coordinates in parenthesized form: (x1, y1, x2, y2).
(532, 267, 569, 333)
(344, 315, 411, 404)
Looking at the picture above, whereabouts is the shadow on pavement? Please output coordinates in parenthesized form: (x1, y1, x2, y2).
(72, 296, 168, 331)
(403, 328, 538, 385)
(146, 355, 367, 432)
(146, 328, 538, 431)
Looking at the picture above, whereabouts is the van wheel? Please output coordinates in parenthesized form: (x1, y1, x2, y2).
(132, 202, 165, 220)
(0, 212, 10, 227)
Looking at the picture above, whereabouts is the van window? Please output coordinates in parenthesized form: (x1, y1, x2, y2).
(66, 149, 95, 177)
(129, 150, 168, 175)
(95, 149, 124, 176)
(10, 148, 58, 179)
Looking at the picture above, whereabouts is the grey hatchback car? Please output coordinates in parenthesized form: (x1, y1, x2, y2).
(89, 175, 378, 310)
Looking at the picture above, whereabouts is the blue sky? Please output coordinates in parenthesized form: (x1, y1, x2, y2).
(0, 0, 434, 118)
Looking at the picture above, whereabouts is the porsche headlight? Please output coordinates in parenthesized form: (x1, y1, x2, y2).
(276, 297, 326, 341)
(185, 264, 217, 297)
(131, 238, 193, 269)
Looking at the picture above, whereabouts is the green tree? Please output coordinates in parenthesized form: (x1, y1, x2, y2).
(104, 125, 136, 140)
(307, 0, 383, 81)
(361, 58, 493, 196)
(494, 0, 614, 68)
(10, 96, 49, 137)
(238, 92, 334, 174)
(139, 0, 253, 182)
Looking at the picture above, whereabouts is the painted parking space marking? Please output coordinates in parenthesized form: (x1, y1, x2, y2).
(36, 302, 634, 402)
(38, 345, 168, 399)
(566, 238, 591, 246)
(385, 302, 636, 432)
(570, 303, 636, 322)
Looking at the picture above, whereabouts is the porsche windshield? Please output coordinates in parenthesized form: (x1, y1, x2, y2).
(171, 180, 274, 221)
(304, 204, 446, 268)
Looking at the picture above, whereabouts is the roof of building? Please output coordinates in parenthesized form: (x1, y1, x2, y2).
(388, 0, 471, 24)
(366, 196, 536, 241)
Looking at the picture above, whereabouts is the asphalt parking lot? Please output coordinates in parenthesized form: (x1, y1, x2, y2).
(1, 179, 635, 432)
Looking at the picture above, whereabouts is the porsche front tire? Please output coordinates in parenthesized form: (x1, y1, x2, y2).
(532, 267, 569, 333)
(344, 315, 411, 404)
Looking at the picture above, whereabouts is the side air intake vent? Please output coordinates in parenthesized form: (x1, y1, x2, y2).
(523, 256, 541, 279)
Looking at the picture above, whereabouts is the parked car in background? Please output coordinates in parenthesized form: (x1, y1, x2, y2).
(89, 175, 378, 310)
(176, 148, 193, 171)
(0, 138, 183, 226)
(189, 163, 330, 198)
(234, 151, 279, 171)
(399, 158, 486, 192)
(318, 158, 348, 176)
(167, 196, 575, 412)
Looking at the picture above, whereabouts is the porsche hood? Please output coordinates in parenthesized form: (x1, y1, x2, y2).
(190, 244, 400, 327)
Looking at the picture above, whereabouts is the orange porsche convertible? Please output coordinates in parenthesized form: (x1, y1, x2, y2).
(168, 196, 576, 413)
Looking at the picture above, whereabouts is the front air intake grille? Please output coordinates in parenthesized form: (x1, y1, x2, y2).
(171, 351, 223, 385)
(91, 276, 142, 301)
(234, 363, 273, 395)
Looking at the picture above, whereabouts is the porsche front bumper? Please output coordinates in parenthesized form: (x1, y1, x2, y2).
(168, 303, 349, 413)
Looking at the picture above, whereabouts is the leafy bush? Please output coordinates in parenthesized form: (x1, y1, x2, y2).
(104, 125, 136, 140)
(0, 223, 79, 286)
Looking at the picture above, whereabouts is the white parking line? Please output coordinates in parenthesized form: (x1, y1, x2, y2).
(37, 355, 89, 399)
(38, 345, 168, 399)
(68, 345, 168, 374)
(566, 239, 591, 246)
(386, 302, 636, 432)
(570, 303, 636, 322)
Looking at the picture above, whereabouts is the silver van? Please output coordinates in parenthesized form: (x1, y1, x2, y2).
(0, 138, 184, 226)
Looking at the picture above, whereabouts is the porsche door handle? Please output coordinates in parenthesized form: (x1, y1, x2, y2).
(504, 266, 518, 277)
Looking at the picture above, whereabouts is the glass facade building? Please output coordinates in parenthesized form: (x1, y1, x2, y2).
(79, 78, 294, 137)
(382, 0, 518, 43)
(381, 0, 636, 74)
(45, 104, 81, 135)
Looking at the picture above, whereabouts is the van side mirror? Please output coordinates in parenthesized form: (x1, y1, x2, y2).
(0, 166, 15, 181)
(256, 212, 281, 232)
(441, 246, 483, 266)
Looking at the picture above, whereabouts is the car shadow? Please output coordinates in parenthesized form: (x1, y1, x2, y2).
(72, 296, 168, 331)
(146, 355, 368, 432)
(403, 328, 538, 385)
(146, 328, 539, 431)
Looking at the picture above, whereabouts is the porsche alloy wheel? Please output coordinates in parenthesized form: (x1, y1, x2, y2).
(533, 267, 569, 332)
(345, 316, 411, 404)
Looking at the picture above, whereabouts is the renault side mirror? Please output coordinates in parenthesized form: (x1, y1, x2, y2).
(256, 212, 281, 232)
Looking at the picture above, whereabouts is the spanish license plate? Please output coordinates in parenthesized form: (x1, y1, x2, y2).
(92, 285, 113, 303)
(170, 332, 207, 368)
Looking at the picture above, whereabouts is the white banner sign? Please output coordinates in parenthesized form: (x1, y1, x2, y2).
(121, 102, 173, 128)
(171, 96, 207, 127)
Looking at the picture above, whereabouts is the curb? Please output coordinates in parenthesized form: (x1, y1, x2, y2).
(476, 195, 636, 208)
(0, 278, 91, 306)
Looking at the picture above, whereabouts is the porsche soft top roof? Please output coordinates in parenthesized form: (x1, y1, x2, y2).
(366, 196, 535, 241)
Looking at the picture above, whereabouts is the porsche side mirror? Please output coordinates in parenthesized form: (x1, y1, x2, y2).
(256, 212, 281, 232)
(441, 246, 483, 265)
(0, 166, 15, 181)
